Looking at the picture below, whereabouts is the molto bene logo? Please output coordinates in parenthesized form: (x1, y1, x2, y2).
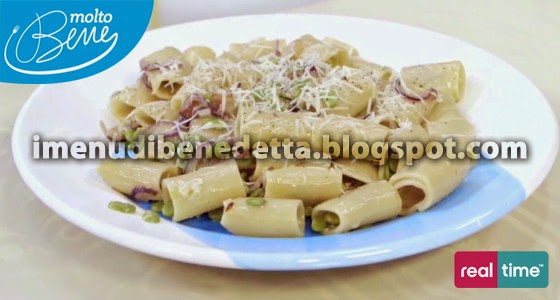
(454, 251, 548, 288)
(0, 0, 154, 84)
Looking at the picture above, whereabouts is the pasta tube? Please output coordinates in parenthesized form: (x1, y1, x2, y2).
(221, 198, 305, 237)
(427, 101, 464, 122)
(333, 159, 378, 183)
(311, 181, 402, 234)
(311, 115, 389, 157)
(400, 61, 466, 103)
(288, 34, 323, 58)
(347, 57, 396, 90)
(249, 145, 331, 180)
(323, 37, 359, 54)
(393, 100, 473, 214)
(389, 158, 470, 215)
(292, 36, 358, 66)
(223, 38, 286, 62)
(375, 60, 467, 125)
(140, 47, 192, 99)
(98, 160, 180, 201)
(237, 109, 319, 144)
(188, 116, 229, 141)
(183, 46, 216, 66)
(250, 154, 331, 181)
(374, 89, 437, 125)
(132, 101, 178, 127)
(379, 123, 430, 179)
(388, 123, 429, 144)
(250, 158, 292, 181)
(162, 160, 246, 222)
(425, 116, 475, 153)
(109, 80, 157, 120)
(324, 68, 377, 117)
(264, 166, 343, 206)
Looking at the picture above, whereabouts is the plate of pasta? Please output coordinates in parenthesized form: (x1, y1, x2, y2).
(13, 14, 558, 270)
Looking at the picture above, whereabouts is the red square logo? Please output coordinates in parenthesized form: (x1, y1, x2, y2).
(455, 251, 498, 288)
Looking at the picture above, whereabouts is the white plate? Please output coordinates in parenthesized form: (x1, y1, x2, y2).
(12, 14, 558, 270)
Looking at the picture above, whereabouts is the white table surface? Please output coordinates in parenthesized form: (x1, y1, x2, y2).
(1, 0, 558, 299)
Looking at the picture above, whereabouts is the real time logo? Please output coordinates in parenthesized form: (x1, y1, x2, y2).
(454, 251, 548, 288)
(3, 8, 118, 75)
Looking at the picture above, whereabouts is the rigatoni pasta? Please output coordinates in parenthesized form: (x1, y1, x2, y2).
(311, 115, 389, 157)
(311, 181, 402, 234)
(109, 80, 157, 120)
(140, 47, 192, 99)
(389, 158, 471, 215)
(264, 166, 343, 206)
(99, 34, 475, 237)
(333, 159, 378, 183)
(221, 198, 305, 237)
(132, 101, 178, 127)
(98, 160, 180, 201)
(251, 153, 331, 181)
(425, 103, 475, 153)
(162, 160, 246, 222)
(400, 61, 466, 103)
(237, 109, 318, 145)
